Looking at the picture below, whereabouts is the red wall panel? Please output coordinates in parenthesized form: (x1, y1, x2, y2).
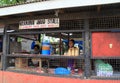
(92, 32, 120, 57)
(0, 71, 120, 83)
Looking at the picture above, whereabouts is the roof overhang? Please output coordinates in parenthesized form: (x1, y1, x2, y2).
(0, 0, 119, 17)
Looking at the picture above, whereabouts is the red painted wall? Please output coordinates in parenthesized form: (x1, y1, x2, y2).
(0, 71, 120, 83)
(92, 32, 120, 57)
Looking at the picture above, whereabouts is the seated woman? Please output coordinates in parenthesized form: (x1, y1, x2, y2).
(29, 45, 40, 67)
(31, 44, 40, 54)
(66, 39, 79, 56)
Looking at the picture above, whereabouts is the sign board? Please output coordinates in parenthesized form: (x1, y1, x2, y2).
(19, 18, 59, 29)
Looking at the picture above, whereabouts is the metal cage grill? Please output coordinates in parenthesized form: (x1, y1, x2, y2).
(42, 19, 84, 31)
(60, 20, 84, 30)
(2, 10, 120, 79)
(7, 27, 84, 77)
(8, 19, 84, 33)
(89, 16, 120, 30)
(49, 59, 84, 69)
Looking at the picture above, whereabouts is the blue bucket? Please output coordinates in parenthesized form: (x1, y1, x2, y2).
(42, 50, 50, 55)
(42, 42, 51, 55)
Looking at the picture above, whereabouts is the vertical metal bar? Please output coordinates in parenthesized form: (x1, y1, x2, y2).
(38, 34, 41, 42)
(89, 32, 92, 59)
(7, 35, 10, 54)
(82, 32, 85, 57)
(84, 19, 91, 78)
(2, 26, 8, 70)
(59, 33, 62, 55)
(38, 34, 41, 54)
(67, 33, 70, 49)
(0, 35, 3, 70)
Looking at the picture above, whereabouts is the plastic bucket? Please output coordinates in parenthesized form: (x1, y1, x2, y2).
(42, 50, 50, 55)
(42, 42, 50, 55)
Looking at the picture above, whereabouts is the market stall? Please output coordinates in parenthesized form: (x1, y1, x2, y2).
(0, 2, 120, 83)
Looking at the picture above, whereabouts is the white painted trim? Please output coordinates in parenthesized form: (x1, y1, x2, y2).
(0, 0, 119, 16)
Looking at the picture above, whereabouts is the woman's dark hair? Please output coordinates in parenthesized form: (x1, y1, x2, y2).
(69, 39, 75, 44)
(34, 45, 40, 49)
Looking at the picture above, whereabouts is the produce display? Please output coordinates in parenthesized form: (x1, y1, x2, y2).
(95, 60, 113, 77)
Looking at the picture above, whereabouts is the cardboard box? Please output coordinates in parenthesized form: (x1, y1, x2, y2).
(15, 58, 28, 68)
